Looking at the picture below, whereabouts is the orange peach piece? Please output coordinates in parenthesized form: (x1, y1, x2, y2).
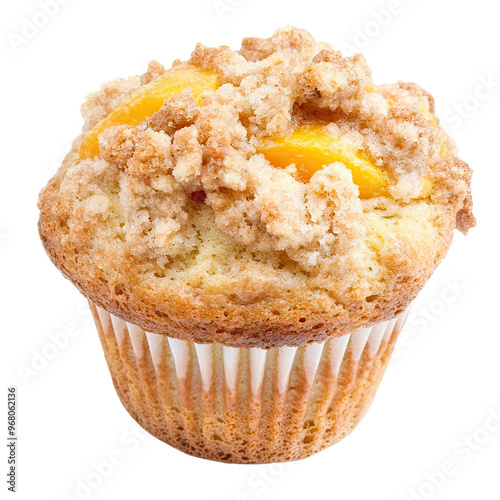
(79, 66, 219, 160)
(257, 126, 389, 198)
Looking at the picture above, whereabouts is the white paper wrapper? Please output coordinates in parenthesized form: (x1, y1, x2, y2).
(90, 301, 409, 463)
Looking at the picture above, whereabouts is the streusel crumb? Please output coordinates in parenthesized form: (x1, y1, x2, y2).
(38, 27, 474, 347)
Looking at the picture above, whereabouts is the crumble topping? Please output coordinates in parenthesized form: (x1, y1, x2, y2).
(39, 27, 474, 321)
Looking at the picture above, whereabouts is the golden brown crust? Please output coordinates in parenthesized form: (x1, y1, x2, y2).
(38, 27, 474, 348)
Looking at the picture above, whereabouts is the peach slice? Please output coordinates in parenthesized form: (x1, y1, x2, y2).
(420, 106, 437, 127)
(79, 66, 219, 160)
(439, 141, 448, 158)
(419, 178, 433, 198)
(257, 126, 389, 198)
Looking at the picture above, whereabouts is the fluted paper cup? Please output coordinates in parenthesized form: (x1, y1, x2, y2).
(89, 301, 409, 463)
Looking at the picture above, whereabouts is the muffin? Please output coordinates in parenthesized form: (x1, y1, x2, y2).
(38, 26, 474, 463)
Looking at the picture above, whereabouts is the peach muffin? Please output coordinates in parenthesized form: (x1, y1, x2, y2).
(38, 26, 474, 463)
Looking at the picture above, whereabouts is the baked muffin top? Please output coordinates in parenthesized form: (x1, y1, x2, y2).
(38, 27, 474, 348)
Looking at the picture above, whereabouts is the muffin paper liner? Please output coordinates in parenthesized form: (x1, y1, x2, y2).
(89, 301, 409, 463)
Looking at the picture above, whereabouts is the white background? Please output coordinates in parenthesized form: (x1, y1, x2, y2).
(2, 0, 499, 499)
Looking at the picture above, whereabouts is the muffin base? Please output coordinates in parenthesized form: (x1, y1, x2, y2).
(90, 301, 408, 463)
